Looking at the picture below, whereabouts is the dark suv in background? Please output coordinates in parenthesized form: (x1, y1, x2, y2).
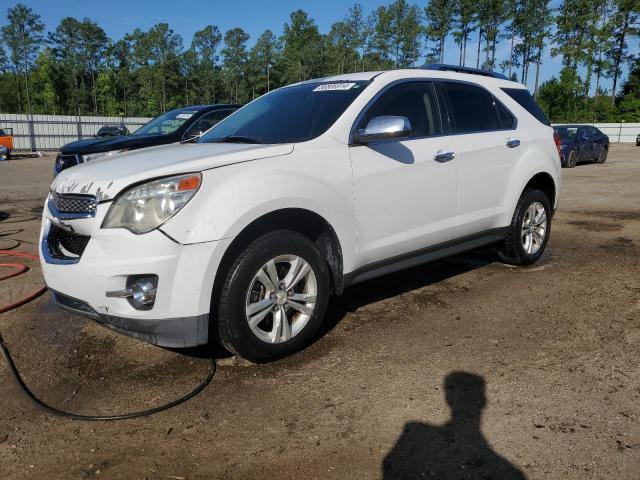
(55, 104, 239, 174)
(553, 124, 609, 168)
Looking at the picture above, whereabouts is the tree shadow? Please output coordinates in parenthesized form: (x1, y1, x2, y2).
(382, 372, 526, 480)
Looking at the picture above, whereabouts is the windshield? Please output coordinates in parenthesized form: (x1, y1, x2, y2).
(554, 127, 577, 139)
(199, 81, 369, 144)
(133, 109, 199, 136)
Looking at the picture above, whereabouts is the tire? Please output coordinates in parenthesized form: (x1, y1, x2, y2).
(564, 150, 577, 168)
(498, 189, 552, 266)
(596, 146, 608, 164)
(217, 230, 330, 362)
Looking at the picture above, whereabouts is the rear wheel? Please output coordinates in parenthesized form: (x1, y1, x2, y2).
(498, 189, 551, 266)
(565, 150, 577, 168)
(217, 230, 330, 362)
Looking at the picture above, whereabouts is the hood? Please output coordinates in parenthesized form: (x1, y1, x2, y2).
(59, 133, 176, 154)
(51, 142, 294, 201)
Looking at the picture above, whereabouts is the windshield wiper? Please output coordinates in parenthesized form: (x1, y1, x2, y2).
(217, 135, 263, 144)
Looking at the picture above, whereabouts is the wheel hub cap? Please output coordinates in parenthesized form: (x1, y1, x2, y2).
(521, 201, 547, 255)
(245, 254, 318, 344)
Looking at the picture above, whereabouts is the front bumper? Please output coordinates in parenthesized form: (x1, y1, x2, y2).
(50, 290, 209, 348)
(40, 203, 232, 348)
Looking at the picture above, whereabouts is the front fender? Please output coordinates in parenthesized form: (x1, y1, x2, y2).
(161, 147, 357, 272)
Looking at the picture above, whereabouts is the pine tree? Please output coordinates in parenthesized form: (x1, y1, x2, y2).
(425, 0, 456, 63)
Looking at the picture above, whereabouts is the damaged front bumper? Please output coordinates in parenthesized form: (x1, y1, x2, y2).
(39, 198, 232, 348)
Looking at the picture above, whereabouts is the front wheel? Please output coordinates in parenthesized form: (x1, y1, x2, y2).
(498, 189, 552, 266)
(216, 230, 330, 362)
(596, 147, 608, 164)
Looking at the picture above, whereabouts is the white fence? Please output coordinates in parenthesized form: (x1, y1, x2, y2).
(558, 123, 640, 144)
(0, 113, 152, 151)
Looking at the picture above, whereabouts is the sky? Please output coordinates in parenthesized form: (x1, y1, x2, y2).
(2, 0, 635, 95)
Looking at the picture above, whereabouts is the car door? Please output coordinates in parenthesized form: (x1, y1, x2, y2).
(587, 126, 603, 159)
(575, 127, 591, 161)
(349, 80, 459, 268)
(438, 81, 523, 238)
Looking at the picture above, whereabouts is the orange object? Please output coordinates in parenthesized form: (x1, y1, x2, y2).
(178, 175, 201, 191)
(0, 127, 14, 153)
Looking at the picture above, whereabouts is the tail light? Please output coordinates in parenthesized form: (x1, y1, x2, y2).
(553, 131, 562, 159)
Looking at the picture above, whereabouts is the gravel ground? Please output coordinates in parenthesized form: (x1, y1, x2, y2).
(0, 146, 639, 479)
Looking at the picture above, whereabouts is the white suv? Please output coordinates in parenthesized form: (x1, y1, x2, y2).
(41, 66, 561, 362)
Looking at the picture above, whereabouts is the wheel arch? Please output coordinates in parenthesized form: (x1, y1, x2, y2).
(523, 171, 557, 211)
(210, 208, 345, 329)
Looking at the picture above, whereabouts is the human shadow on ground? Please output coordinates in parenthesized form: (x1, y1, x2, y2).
(382, 372, 526, 480)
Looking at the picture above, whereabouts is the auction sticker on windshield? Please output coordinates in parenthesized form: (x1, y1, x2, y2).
(177, 113, 195, 119)
(313, 83, 356, 92)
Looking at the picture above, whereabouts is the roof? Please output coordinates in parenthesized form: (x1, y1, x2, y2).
(311, 67, 523, 89)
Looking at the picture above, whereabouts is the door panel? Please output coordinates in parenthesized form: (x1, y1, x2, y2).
(350, 137, 458, 267)
(349, 81, 458, 268)
(453, 130, 526, 237)
(439, 81, 524, 237)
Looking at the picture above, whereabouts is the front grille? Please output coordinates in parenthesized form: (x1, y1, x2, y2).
(47, 224, 90, 259)
(55, 153, 79, 173)
(49, 191, 97, 216)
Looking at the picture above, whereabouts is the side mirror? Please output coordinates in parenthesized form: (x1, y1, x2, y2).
(353, 116, 412, 144)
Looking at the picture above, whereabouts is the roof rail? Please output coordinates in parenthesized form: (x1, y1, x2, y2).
(420, 63, 509, 80)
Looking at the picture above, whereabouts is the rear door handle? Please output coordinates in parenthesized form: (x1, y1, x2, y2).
(506, 139, 521, 148)
(434, 150, 455, 162)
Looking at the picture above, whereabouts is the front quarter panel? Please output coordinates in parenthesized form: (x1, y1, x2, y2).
(160, 138, 358, 272)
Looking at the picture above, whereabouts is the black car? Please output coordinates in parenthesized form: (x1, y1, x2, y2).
(553, 124, 610, 168)
(96, 124, 129, 137)
(55, 104, 239, 174)
(636, 133, 639, 146)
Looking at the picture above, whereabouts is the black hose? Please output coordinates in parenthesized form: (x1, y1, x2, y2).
(0, 332, 216, 421)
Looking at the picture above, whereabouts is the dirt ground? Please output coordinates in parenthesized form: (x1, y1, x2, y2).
(1, 146, 639, 479)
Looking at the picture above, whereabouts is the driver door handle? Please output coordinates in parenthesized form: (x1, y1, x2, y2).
(434, 150, 455, 163)
(506, 139, 521, 148)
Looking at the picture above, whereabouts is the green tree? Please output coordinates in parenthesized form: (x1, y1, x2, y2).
(371, 0, 422, 68)
(425, 0, 456, 63)
(249, 29, 278, 95)
(1, 3, 45, 117)
(79, 19, 107, 114)
(191, 25, 222, 103)
(606, 0, 639, 104)
(617, 58, 640, 120)
(280, 10, 323, 83)
(221, 27, 249, 103)
(146, 23, 183, 112)
(453, 0, 476, 66)
(31, 48, 59, 113)
(48, 17, 85, 114)
(345, 4, 372, 71)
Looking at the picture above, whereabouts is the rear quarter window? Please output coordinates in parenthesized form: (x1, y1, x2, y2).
(502, 88, 550, 126)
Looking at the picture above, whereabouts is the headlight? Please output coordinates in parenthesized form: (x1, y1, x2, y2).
(102, 173, 201, 234)
(81, 150, 122, 162)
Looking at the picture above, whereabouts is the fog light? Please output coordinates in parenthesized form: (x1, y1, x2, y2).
(106, 275, 158, 310)
(129, 278, 157, 309)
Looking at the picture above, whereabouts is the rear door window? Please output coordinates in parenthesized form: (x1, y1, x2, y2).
(442, 82, 512, 133)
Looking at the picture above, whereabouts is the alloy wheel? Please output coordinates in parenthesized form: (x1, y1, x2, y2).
(244, 255, 318, 344)
(521, 201, 547, 255)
